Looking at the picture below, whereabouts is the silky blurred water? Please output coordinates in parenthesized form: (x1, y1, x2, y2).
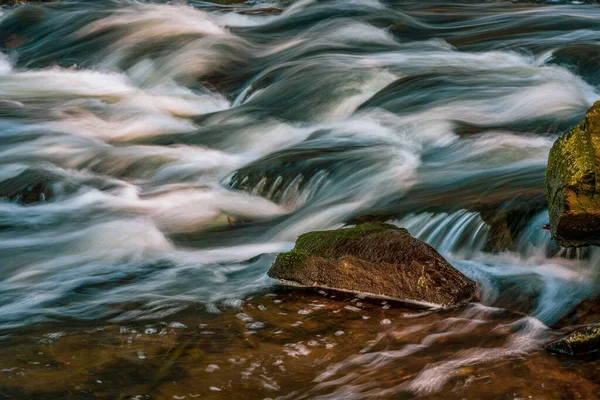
(0, 0, 600, 398)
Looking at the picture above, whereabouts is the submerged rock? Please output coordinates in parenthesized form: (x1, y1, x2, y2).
(546, 101, 600, 247)
(0, 169, 54, 205)
(556, 296, 600, 328)
(268, 223, 478, 308)
(481, 205, 545, 253)
(548, 44, 600, 87)
(546, 323, 600, 357)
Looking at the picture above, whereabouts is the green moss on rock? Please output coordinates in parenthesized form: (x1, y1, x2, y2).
(546, 323, 600, 356)
(546, 101, 600, 247)
(268, 223, 477, 308)
(294, 223, 406, 254)
(273, 250, 310, 274)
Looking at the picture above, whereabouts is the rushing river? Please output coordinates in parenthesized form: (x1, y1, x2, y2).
(1, 0, 600, 398)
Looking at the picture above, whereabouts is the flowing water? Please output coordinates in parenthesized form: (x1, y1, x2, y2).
(1, 0, 600, 398)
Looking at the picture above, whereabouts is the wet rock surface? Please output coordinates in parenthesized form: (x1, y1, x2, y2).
(480, 205, 545, 253)
(0, 169, 54, 205)
(546, 101, 600, 247)
(546, 323, 600, 357)
(548, 44, 600, 87)
(268, 223, 478, 308)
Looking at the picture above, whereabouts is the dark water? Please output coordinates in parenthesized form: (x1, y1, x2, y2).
(1, 0, 600, 398)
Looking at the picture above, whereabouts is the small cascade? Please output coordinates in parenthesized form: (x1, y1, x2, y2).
(394, 210, 489, 257)
(228, 169, 329, 210)
(516, 209, 589, 260)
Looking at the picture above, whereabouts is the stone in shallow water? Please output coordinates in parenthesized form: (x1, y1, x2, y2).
(268, 223, 478, 308)
(545, 323, 600, 356)
(546, 101, 600, 247)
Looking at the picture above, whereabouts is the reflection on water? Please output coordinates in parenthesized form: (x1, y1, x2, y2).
(1, 0, 600, 397)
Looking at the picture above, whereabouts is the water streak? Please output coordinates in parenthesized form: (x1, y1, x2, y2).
(1, 0, 600, 395)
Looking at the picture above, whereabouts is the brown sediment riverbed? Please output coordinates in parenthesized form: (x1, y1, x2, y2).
(0, 289, 598, 400)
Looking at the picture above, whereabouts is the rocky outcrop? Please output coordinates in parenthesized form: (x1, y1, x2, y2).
(546, 323, 600, 357)
(268, 223, 478, 308)
(546, 101, 600, 247)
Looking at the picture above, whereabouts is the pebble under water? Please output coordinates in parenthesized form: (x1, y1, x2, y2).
(1, 0, 600, 398)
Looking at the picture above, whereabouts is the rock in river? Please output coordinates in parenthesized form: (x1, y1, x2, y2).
(268, 223, 478, 308)
(546, 323, 600, 357)
(546, 101, 600, 247)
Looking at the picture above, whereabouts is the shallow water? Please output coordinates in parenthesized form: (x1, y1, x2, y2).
(1, 290, 600, 400)
(1, 0, 600, 398)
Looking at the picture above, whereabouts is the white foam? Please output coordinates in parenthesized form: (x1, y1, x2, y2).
(0, 52, 11, 75)
(137, 189, 288, 234)
(81, 4, 226, 39)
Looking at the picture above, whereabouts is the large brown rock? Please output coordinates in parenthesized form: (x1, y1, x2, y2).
(546, 101, 600, 247)
(268, 223, 478, 308)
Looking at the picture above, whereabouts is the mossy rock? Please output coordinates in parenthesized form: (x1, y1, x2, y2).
(546, 101, 600, 247)
(546, 323, 600, 357)
(268, 223, 478, 308)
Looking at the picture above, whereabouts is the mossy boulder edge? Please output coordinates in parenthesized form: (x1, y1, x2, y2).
(546, 101, 600, 247)
(546, 323, 600, 357)
(268, 223, 478, 308)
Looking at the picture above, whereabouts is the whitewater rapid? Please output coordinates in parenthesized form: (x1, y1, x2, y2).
(0, 0, 599, 343)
